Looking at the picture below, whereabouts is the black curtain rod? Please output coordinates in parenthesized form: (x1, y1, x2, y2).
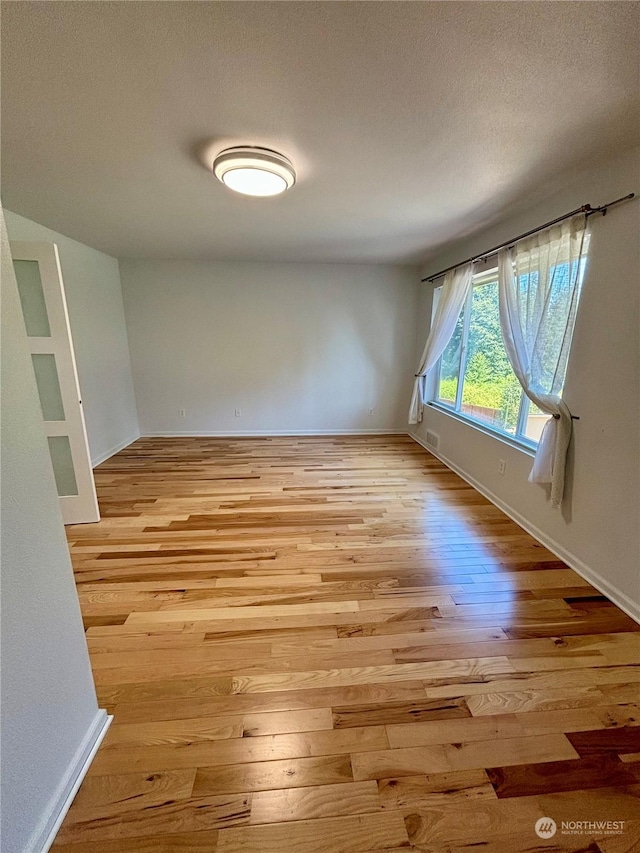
(421, 192, 635, 283)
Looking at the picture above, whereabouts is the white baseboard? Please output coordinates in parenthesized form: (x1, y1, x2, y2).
(91, 433, 140, 467)
(27, 709, 113, 853)
(142, 429, 408, 437)
(409, 431, 640, 625)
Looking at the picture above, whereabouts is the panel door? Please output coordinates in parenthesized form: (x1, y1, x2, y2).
(11, 241, 100, 524)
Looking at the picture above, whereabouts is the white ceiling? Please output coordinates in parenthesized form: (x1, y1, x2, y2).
(2, 2, 638, 264)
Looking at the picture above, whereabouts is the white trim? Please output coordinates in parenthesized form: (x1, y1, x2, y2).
(26, 709, 112, 853)
(427, 402, 537, 457)
(409, 431, 640, 625)
(91, 433, 140, 467)
(142, 429, 408, 437)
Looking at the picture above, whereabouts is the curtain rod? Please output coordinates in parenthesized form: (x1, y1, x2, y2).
(421, 192, 635, 283)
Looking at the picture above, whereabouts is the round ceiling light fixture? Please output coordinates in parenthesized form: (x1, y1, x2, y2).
(212, 146, 296, 197)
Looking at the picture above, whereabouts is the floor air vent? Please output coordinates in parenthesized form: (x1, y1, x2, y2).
(425, 430, 440, 451)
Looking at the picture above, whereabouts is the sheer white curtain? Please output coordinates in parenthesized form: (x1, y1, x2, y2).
(498, 215, 590, 507)
(409, 263, 474, 424)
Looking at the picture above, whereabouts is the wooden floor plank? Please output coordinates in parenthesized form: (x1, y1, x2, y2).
(386, 705, 640, 749)
(56, 793, 251, 843)
(377, 769, 496, 811)
(487, 754, 638, 797)
(249, 780, 381, 825)
(333, 696, 470, 728)
(110, 681, 429, 724)
(71, 769, 196, 811)
(192, 755, 354, 797)
(91, 725, 389, 775)
(51, 831, 221, 852)
(216, 811, 409, 853)
(351, 733, 579, 780)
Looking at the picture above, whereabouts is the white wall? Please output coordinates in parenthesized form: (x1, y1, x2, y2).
(5, 211, 139, 465)
(0, 210, 107, 852)
(119, 260, 419, 435)
(412, 147, 640, 620)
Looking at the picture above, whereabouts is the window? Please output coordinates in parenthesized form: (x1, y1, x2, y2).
(433, 267, 551, 446)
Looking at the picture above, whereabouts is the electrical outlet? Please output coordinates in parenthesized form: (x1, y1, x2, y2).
(234, 408, 241, 417)
(368, 407, 374, 415)
(178, 408, 186, 418)
(498, 458, 506, 475)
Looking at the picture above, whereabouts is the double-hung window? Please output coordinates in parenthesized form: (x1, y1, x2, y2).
(433, 266, 549, 447)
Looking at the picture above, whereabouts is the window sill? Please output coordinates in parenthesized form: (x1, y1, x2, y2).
(426, 401, 537, 458)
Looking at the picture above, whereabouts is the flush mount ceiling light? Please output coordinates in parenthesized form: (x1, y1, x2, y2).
(212, 146, 296, 197)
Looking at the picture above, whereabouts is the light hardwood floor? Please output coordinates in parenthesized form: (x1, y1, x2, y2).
(53, 435, 640, 852)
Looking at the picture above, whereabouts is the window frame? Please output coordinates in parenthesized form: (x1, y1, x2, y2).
(430, 265, 541, 452)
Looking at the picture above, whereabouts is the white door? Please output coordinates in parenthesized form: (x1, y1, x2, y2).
(11, 241, 100, 524)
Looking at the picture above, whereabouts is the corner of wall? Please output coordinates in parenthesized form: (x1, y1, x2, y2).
(27, 712, 112, 853)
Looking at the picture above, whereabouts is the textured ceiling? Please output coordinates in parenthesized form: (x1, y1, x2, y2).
(2, 2, 638, 263)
